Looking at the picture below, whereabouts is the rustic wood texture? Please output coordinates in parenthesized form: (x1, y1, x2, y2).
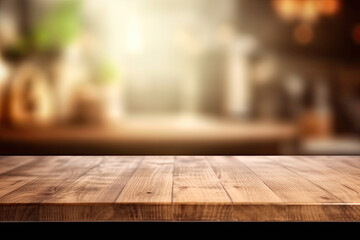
(43, 156, 143, 203)
(236, 156, 342, 203)
(116, 156, 173, 203)
(207, 156, 282, 203)
(173, 156, 231, 203)
(0, 156, 360, 221)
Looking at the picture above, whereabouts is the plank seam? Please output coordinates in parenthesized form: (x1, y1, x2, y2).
(0, 156, 102, 202)
(113, 156, 146, 202)
(38, 156, 105, 204)
(171, 156, 175, 204)
(233, 156, 284, 202)
(205, 156, 234, 203)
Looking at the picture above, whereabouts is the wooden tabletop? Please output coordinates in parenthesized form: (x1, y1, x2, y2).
(0, 156, 360, 222)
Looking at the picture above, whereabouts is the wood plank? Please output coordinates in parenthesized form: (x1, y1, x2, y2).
(293, 156, 360, 184)
(172, 156, 231, 203)
(43, 156, 143, 203)
(38, 203, 360, 222)
(114, 204, 174, 221)
(39, 204, 114, 221)
(339, 156, 360, 170)
(0, 204, 39, 221)
(270, 156, 360, 203)
(286, 156, 360, 202)
(5, 156, 79, 176)
(173, 203, 233, 221)
(116, 156, 174, 203)
(207, 156, 282, 203)
(39, 203, 175, 221)
(233, 203, 360, 222)
(0, 156, 103, 203)
(41, 203, 233, 221)
(0, 176, 37, 198)
(236, 156, 341, 203)
(300, 156, 360, 177)
(0, 156, 42, 175)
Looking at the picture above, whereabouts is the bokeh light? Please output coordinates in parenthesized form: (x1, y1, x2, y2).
(272, 0, 301, 22)
(317, 0, 341, 16)
(294, 23, 314, 45)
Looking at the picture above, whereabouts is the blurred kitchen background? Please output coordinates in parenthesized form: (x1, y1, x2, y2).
(0, 0, 360, 154)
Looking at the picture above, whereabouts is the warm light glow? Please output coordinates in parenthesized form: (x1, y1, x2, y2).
(125, 17, 144, 55)
(216, 23, 237, 46)
(294, 23, 314, 45)
(353, 24, 360, 45)
(272, 0, 300, 21)
(317, 0, 341, 16)
(301, 0, 319, 22)
(272, 0, 341, 22)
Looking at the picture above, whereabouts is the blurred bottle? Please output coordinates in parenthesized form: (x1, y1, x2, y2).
(0, 54, 10, 123)
(283, 74, 305, 119)
(300, 78, 333, 138)
(252, 53, 282, 121)
(8, 62, 55, 128)
(224, 33, 257, 119)
(52, 41, 90, 124)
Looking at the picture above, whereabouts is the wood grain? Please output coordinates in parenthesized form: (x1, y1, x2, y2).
(0, 204, 39, 221)
(43, 156, 143, 203)
(0, 156, 103, 203)
(301, 156, 360, 177)
(6, 156, 86, 177)
(270, 156, 360, 203)
(236, 156, 341, 203)
(233, 204, 360, 222)
(116, 156, 174, 203)
(207, 156, 282, 203)
(0, 176, 36, 198)
(0, 156, 360, 221)
(173, 156, 231, 203)
(0, 156, 42, 175)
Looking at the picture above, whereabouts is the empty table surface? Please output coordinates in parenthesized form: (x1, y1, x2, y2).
(0, 156, 360, 221)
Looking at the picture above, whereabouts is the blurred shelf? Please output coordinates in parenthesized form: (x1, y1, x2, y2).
(300, 137, 360, 154)
(0, 116, 298, 154)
